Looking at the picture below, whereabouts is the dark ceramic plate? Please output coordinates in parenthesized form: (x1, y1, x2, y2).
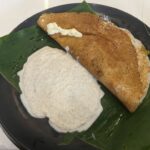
(0, 3, 150, 150)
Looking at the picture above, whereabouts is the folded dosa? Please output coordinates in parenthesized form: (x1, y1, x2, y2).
(37, 12, 150, 112)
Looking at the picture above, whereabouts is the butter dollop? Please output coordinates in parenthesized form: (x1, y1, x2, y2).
(47, 22, 82, 38)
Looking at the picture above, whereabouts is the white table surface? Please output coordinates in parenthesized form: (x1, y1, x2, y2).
(0, 0, 150, 149)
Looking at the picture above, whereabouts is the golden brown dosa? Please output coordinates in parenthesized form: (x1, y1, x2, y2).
(37, 12, 150, 112)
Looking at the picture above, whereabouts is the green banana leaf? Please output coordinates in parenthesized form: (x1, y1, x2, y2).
(0, 1, 150, 150)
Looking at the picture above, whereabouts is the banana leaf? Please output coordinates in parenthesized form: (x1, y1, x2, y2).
(0, 1, 150, 150)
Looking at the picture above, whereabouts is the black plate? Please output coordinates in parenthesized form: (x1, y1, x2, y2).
(0, 3, 150, 150)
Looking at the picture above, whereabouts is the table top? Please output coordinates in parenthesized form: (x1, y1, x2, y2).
(0, 0, 150, 149)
